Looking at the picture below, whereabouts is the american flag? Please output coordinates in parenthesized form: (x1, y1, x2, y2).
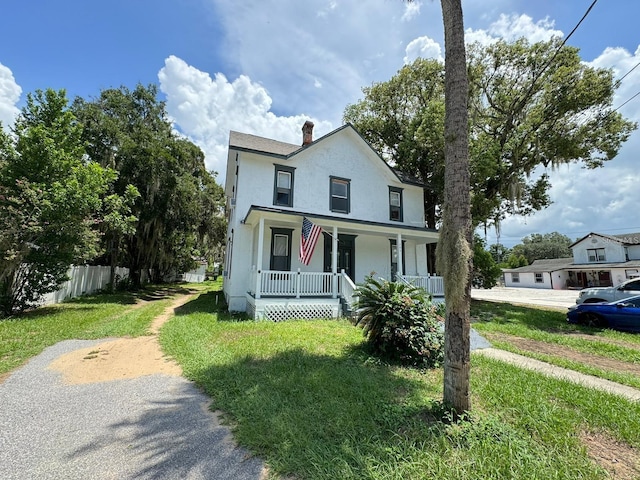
(299, 217, 322, 265)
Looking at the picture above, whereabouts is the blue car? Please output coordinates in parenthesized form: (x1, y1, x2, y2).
(567, 295, 640, 332)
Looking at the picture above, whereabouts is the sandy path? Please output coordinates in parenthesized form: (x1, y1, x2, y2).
(47, 293, 196, 384)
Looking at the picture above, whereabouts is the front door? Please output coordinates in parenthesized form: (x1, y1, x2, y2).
(270, 228, 292, 271)
(324, 233, 356, 279)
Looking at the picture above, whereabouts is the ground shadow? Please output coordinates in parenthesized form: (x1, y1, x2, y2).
(471, 299, 585, 334)
(174, 290, 227, 317)
(65, 381, 265, 479)
(190, 347, 445, 478)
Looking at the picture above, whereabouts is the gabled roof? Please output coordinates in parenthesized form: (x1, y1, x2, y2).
(228, 124, 426, 187)
(612, 232, 640, 245)
(229, 131, 302, 157)
(502, 257, 574, 273)
(570, 232, 640, 248)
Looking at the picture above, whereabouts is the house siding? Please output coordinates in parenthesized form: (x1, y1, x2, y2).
(571, 236, 626, 264)
(223, 125, 438, 313)
(504, 272, 552, 289)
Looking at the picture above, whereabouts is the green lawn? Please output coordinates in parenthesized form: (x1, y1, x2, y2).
(471, 299, 640, 388)
(0, 285, 200, 375)
(3, 283, 639, 478)
(161, 288, 640, 480)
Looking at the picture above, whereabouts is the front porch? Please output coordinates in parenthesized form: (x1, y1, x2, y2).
(228, 207, 443, 320)
(247, 268, 444, 321)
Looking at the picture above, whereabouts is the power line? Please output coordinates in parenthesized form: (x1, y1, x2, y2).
(510, 0, 598, 117)
(614, 90, 640, 112)
(615, 59, 640, 86)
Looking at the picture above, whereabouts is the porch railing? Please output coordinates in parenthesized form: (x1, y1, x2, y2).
(251, 269, 334, 298)
(397, 274, 445, 296)
(340, 270, 358, 310)
(249, 268, 443, 300)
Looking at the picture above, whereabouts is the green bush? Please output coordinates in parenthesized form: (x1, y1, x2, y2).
(354, 275, 444, 368)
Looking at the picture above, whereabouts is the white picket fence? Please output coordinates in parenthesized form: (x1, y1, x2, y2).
(41, 265, 130, 306)
(39, 263, 207, 307)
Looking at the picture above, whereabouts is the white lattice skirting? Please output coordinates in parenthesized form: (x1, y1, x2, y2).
(248, 298, 340, 321)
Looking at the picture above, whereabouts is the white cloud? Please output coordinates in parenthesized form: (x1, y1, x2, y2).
(404, 36, 443, 64)
(0, 62, 21, 131)
(464, 14, 562, 47)
(158, 55, 332, 183)
(401, 1, 421, 22)
(403, 14, 561, 65)
(210, 0, 442, 124)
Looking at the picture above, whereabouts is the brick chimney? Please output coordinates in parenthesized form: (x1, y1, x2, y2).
(302, 120, 314, 146)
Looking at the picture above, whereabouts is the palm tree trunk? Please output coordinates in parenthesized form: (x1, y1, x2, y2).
(437, 0, 472, 415)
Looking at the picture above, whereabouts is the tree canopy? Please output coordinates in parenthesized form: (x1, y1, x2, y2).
(510, 231, 573, 264)
(73, 84, 225, 286)
(344, 37, 637, 230)
(0, 89, 114, 315)
(472, 235, 503, 289)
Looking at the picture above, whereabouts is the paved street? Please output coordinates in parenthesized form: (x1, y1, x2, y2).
(471, 286, 580, 310)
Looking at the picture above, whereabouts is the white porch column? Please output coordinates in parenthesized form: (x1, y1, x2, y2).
(416, 243, 428, 276)
(255, 217, 265, 299)
(396, 233, 403, 277)
(332, 225, 338, 298)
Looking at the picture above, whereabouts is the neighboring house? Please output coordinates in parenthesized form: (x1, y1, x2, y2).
(222, 121, 443, 320)
(503, 232, 640, 290)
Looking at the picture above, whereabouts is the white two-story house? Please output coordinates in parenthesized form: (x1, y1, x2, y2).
(223, 121, 442, 320)
(503, 232, 640, 289)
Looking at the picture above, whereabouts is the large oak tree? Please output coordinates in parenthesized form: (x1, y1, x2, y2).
(344, 38, 636, 231)
(73, 85, 225, 287)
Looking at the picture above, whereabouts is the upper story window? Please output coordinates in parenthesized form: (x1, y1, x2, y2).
(330, 176, 350, 213)
(587, 248, 606, 262)
(389, 186, 403, 222)
(273, 165, 295, 207)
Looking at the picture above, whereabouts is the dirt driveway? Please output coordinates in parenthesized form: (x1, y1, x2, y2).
(0, 293, 267, 480)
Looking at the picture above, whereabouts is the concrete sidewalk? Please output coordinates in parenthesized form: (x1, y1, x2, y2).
(470, 286, 640, 402)
(476, 347, 640, 402)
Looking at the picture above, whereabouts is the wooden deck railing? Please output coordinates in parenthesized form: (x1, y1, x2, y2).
(397, 274, 445, 296)
(249, 269, 444, 299)
(250, 269, 334, 298)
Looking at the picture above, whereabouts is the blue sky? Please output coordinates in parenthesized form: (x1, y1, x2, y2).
(1, 0, 639, 248)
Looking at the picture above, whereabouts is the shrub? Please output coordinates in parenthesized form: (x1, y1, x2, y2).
(354, 275, 444, 368)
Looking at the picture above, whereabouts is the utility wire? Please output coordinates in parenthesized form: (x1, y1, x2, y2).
(509, 0, 598, 118)
(615, 59, 640, 86)
(614, 90, 640, 112)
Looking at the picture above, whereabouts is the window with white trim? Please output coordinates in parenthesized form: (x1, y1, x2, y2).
(273, 165, 295, 207)
(330, 177, 350, 213)
(535, 273, 543, 283)
(512, 273, 520, 283)
(389, 186, 403, 221)
(587, 248, 606, 262)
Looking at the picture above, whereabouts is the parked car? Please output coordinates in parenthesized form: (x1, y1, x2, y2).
(567, 295, 640, 332)
(575, 278, 640, 305)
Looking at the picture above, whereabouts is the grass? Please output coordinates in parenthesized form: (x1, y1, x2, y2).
(0, 285, 195, 375)
(161, 288, 640, 479)
(4, 282, 640, 478)
(471, 299, 640, 388)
